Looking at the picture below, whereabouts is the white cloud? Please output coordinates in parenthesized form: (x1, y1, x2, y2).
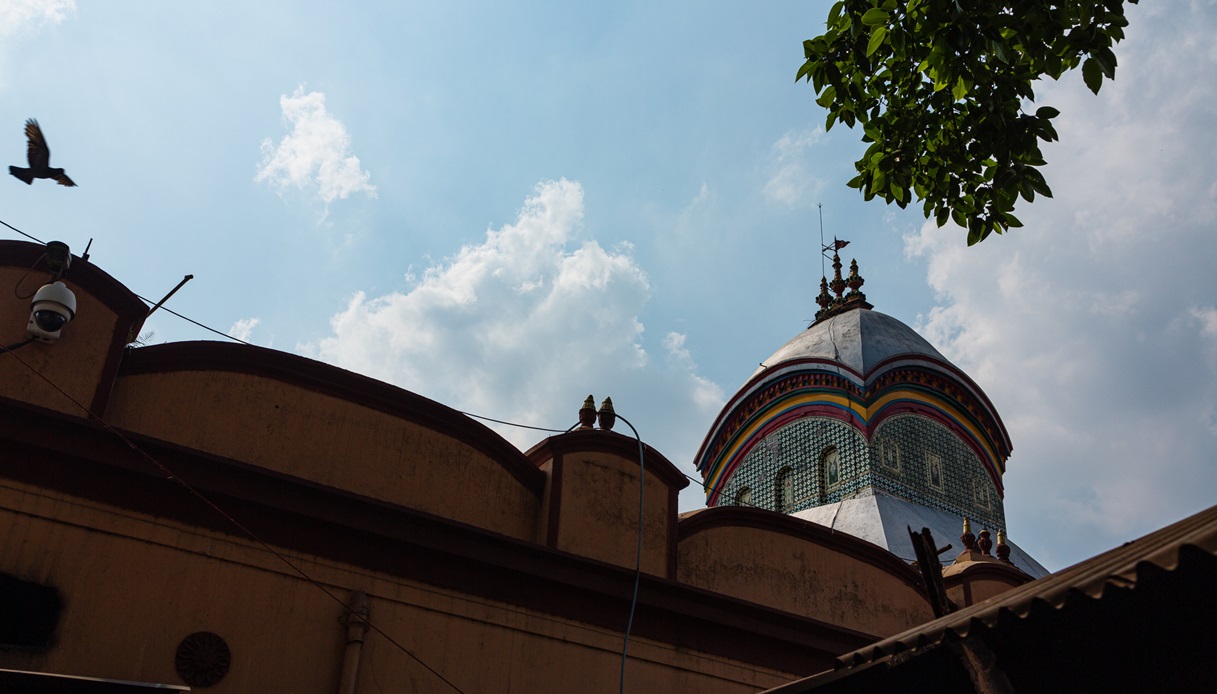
(256, 86, 376, 211)
(0, 0, 74, 87)
(905, 0, 1217, 569)
(664, 331, 726, 412)
(0, 0, 74, 36)
(762, 127, 823, 207)
(229, 317, 261, 343)
(305, 179, 723, 495)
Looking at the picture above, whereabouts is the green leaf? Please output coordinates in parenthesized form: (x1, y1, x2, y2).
(1093, 47, 1117, 79)
(966, 224, 985, 246)
(816, 85, 837, 108)
(861, 9, 889, 26)
(952, 76, 968, 100)
(1082, 57, 1103, 94)
(827, 1, 845, 26)
(867, 26, 888, 57)
(1025, 168, 1053, 198)
(872, 170, 887, 194)
(798, 0, 1136, 245)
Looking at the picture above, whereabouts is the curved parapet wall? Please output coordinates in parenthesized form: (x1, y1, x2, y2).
(677, 507, 934, 638)
(109, 341, 546, 541)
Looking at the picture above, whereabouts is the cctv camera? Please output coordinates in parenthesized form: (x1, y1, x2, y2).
(26, 281, 77, 343)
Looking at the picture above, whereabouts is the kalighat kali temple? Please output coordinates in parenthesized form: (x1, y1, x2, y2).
(0, 237, 1213, 693)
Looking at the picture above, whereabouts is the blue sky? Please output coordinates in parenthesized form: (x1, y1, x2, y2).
(3, 1, 1215, 572)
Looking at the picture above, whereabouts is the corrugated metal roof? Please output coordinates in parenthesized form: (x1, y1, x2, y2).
(838, 502, 1217, 667)
(769, 499, 1217, 686)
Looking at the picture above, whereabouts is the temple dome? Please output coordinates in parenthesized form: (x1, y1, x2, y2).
(693, 249, 1042, 578)
(752, 308, 950, 381)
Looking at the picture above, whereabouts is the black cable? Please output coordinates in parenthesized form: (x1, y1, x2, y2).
(459, 411, 568, 433)
(127, 292, 588, 439)
(0, 338, 34, 353)
(613, 412, 645, 694)
(13, 253, 47, 300)
(0, 217, 44, 244)
(132, 293, 255, 346)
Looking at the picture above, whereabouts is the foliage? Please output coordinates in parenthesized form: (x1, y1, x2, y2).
(798, 0, 1137, 244)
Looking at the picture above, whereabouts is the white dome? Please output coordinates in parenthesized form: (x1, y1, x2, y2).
(753, 308, 950, 380)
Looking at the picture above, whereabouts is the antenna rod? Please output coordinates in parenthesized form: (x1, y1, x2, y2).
(818, 203, 825, 278)
(146, 274, 194, 318)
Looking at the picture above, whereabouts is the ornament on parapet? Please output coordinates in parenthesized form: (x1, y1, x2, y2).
(597, 397, 616, 431)
(578, 395, 597, 430)
(960, 518, 977, 551)
(977, 528, 993, 556)
(996, 530, 1012, 563)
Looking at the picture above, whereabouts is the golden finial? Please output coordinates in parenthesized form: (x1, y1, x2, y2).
(578, 395, 597, 430)
(597, 397, 616, 431)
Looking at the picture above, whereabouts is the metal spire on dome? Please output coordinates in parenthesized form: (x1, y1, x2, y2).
(812, 237, 873, 326)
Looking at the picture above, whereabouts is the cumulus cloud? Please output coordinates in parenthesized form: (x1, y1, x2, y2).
(228, 317, 261, 343)
(0, 0, 74, 86)
(305, 179, 724, 493)
(762, 127, 823, 207)
(0, 0, 74, 36)
(257, 86, 376, 211)
(906, 1, 1217, 569)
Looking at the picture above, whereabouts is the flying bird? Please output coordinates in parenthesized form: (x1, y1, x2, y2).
(9, 119, 76, 187)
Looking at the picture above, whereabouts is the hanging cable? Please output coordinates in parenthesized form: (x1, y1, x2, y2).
(1, 346, 466, 694)
(132, 293, 254, 346)
(459, 410, 569, 434)
(0, 217, 44, 244)
(0, 338, 34, 354)
(612, 411, 646, 694)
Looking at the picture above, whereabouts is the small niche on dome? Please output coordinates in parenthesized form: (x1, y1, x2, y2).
(821, 447, 841, 493)
(774, 467, 794, 513)
(973, 477, 992, 510)
(876, 437, 901, 474)
(926, 453, 944, 492)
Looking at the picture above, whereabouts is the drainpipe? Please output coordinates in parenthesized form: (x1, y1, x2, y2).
(337, 591, 370, 694)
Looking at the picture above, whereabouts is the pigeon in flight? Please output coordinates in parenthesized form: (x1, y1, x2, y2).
(9, 119, 76, 187)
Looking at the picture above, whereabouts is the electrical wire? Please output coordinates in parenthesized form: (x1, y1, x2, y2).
(0, 217, 43, 244)
(0, 338, 34, 354)
(459, 411, 569, 433)
(132, 293, 254, 346)
(12, 253, 47, 300)
(1, 346, 466, 694)
(613, 412, 646, 694)
(125, 293, 575, 437)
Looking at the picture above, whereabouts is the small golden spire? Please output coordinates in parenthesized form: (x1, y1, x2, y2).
(597, 396, 616, 431)
(960, 518, 976, 551)
(996, 530, 1012, 563)
(578, 395, 597, 430)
